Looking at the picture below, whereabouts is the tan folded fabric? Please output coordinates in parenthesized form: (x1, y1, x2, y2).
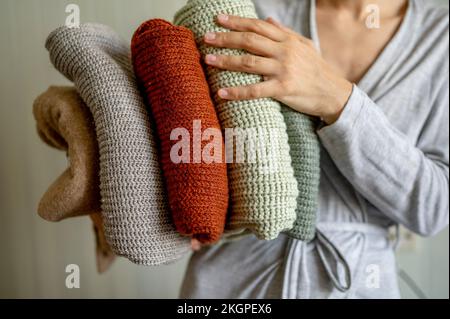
(33, 86, 114, 273)
(33, 86, 100, 220)
(90, 212, 115, 273)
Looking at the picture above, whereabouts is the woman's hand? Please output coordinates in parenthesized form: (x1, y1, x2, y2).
(203, 14, 353, 125)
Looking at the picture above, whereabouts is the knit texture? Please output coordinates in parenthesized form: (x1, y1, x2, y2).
(282, 110, 320, 241)
(131, 19, 229, 244)
(45, 23, 190, 265)
(175, 0, 299, 240)
(174, 0, 320, 241)
(33, 86, 115, 273)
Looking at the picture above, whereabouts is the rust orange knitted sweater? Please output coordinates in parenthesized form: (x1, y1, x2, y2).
(131, 19, 229, 244)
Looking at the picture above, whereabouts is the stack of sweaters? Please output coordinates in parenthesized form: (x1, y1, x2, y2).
(34, 0, 320, 272)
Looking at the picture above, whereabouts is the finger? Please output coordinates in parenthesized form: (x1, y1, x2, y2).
(204, 31, 278, 57)
(217, 14, 288, 42)
(205, 54, 280, 75)
(191, 239, 201, 251)
(218, 80, 279, 101)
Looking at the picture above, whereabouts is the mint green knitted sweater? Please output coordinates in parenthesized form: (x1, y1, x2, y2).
(174, 0, 320, 241)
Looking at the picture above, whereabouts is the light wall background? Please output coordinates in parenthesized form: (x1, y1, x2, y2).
(0, 0, 448, 299)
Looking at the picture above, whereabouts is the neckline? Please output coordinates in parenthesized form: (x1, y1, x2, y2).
(309, 0, 415, 91)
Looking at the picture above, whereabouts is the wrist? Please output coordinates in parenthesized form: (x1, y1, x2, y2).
(320, 78, 353, 125)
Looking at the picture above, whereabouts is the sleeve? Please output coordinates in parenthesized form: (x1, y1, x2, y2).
(317, 81, 449, 237)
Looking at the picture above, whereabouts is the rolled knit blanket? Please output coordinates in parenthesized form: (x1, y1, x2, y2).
(131, 19, 229, 244)
(33, 86, 115, 273)
(45, 23, 190, 265)
(175, 0, 299, 240)
(174, 0, 320, 241)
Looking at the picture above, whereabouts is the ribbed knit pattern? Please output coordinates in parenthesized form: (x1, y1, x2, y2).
(282, 110, 320, 241)
(45, 23, 190, 265)
(174, 0, 320, 242)
(131, 19, 229, 244)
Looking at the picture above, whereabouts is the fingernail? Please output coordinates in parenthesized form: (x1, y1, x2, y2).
(218, 89, 229, 98)
(217, 14, 229, 22)
(205, 54, 217, 63)
(204, 32, 216, 41)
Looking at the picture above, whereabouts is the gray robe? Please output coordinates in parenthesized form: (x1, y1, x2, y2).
(180, 0, 449, 299)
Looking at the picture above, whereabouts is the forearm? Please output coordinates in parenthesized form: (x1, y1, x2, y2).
(318, 85, 449, 236)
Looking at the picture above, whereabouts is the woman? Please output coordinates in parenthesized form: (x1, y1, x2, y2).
(182, 0, 449, 298)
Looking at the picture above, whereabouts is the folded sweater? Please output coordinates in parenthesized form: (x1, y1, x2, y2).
(131, 19, 229, 244)
(174, 0, 320, 241)
(283, 110, 320, 241)
(33, 86, 115, 273)
(45, 23, 190, 265)
(174, 0, 299, 240)
(33, 86, 100, 221)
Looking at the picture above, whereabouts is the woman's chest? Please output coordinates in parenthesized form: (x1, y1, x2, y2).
(316, 16, 405, 84)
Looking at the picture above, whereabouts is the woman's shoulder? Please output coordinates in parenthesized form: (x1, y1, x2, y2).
(414, 0, 449, 31)
(407, 1, 448, 108)
(411, 0, 449, 74)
